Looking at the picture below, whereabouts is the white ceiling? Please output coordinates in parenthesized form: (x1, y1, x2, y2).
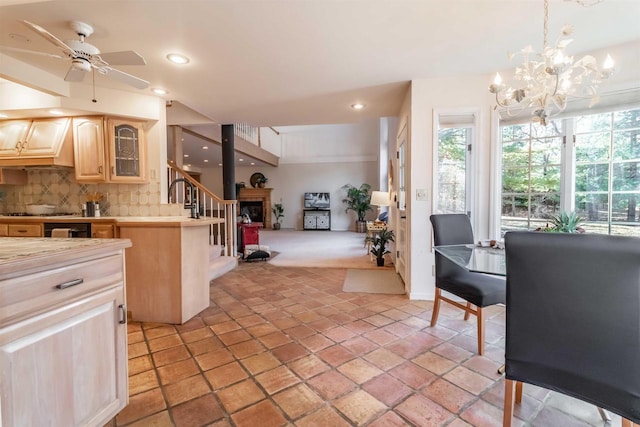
(0, 0, 639, 167)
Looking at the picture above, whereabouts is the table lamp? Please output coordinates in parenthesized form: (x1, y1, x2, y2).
(370, 191, 390, 222)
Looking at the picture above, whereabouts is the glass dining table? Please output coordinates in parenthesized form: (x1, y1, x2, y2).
(434, 244, 506, 276)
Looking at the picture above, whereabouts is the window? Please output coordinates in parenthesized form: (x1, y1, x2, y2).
(500, 107, 640, 236)
(436, 127, 471, 214)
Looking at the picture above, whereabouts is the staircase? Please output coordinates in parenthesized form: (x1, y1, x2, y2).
(167, 161, 238, 279)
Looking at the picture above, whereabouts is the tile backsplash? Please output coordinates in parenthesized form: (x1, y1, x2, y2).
(0, 168, 187, 216)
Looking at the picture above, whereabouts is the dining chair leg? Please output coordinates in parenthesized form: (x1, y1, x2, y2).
(515, 381, 523, 403)
(503, 379, 515, 427)
(430, 288, 442, 327)
(464, 302, 472, 321)
(477, 306, 484, 355)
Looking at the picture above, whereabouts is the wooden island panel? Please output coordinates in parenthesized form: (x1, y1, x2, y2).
(118, 221, 210, 324)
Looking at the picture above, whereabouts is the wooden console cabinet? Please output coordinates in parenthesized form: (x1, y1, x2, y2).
(303, 209, 331, 230)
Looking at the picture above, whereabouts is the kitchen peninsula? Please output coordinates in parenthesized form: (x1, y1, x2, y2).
(0, 215, 227, 324)
(0, 237, 131, 426)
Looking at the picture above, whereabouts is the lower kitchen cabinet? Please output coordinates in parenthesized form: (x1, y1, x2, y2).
(7, 223, 42, 237)
(92, 223, 115, 238)
(0, 239, 130, 427)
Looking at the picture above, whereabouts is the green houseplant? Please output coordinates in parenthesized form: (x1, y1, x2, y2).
(537, 211, 585, 233)
(256, 176, 268, 188)
(342, 183, 373, 233)
(272, 203, 284, 230)
(370, 228, 395, 267)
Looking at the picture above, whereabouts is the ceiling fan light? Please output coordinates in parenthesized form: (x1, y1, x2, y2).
(167, 53, 189, 64)
(71, 58, 91, 72)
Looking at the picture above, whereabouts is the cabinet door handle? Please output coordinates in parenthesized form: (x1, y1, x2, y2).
(55, 278, 84, 289)
(15, 229, 28, 233)
(118, 304, 127, 324)
(98, 165, 103, 174)
(111, 166, 115, 175)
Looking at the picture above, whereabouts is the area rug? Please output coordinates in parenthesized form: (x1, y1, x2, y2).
(342, 269, 405, 294)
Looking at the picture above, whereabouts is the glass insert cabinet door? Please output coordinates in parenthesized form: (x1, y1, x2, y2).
(107, 119, 147, 183)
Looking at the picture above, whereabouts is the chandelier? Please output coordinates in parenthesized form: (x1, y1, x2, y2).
(489, 0, 614, 126)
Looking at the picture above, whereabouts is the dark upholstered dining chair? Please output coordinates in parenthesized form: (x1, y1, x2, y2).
(503, 231, 640, 427)
(429, 214, 506, 355)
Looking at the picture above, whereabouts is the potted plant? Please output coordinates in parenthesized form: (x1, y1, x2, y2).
(272, 203, 284, 230)
(256, 176, 268, 188)
(536, 211, 585, 233)
(370, 228, 395, 266)
(341, 183, 373, 233)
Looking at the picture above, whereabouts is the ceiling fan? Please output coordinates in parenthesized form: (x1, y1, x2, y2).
(1, 20, 149, 89)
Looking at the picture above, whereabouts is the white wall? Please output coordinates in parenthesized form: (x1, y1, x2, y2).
(199, 121, 382, 230)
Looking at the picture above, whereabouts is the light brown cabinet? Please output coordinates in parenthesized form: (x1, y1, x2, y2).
(0, 118, 73, 167)
(7, 223, 42, 237)
(0, 224, 7, 236)
(0, 240, 129, 427)
(73, 117, 107, 182)
(92, 223, 115, 238)
(0, 120, 30, 156)
(73, 117, 147, 183)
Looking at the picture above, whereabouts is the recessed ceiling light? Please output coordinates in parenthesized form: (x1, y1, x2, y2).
(351, 103, 365, 110)
(167, 53, 189, 64)
(152, 88, 168, 95)
(204, 159, 209, 163)
(250, 162, 255, 166)
(239, 158, 244, 162)
(202, 146, 208, 150)
(49, 109, 64, 115)
(0, 113, 8, 118)
(183, 154, 189, 158)
(218, 163, 222, 166)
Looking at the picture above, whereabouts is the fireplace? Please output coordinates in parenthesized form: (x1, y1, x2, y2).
(237, 187, 272, 229)
(239, 201, 264, 224)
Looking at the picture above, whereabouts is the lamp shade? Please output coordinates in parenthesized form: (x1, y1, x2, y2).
(370, 191, 390, 207)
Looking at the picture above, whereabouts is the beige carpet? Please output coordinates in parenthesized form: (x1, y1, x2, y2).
(342, 269, 406, 294)
(259, 229, 393, 270)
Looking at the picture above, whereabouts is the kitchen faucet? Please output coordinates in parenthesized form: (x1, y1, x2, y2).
(168, 178, 200, 219)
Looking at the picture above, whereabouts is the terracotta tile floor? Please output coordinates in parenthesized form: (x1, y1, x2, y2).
(113, 262, 620, 426)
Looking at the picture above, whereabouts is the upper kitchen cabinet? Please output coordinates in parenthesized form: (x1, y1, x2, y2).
(73, 117, 148, 183)
(107, 118, 147, 183)
(0, 118, 73, 167)
(73, 117, 107, 182)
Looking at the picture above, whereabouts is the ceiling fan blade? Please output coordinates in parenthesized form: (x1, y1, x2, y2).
(64, 66, 86, 82)
(101, 66, 149, 89)
(0, 45, 65, 60)
(22, 20, 75, 57)
(98, 50, 146, 66)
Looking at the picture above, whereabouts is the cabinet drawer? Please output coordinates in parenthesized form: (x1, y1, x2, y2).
(0, 224, 7, 237)
(8, 224, 42, 237)
(0, 254, 124, 326)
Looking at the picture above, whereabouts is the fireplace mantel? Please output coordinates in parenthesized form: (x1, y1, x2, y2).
(238, 187, 272, 229)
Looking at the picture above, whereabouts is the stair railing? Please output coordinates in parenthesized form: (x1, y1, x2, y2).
(167, 161, 237, 257)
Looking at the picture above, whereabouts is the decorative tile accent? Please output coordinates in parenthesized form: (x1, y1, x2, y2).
(0, 169, 187, 216)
